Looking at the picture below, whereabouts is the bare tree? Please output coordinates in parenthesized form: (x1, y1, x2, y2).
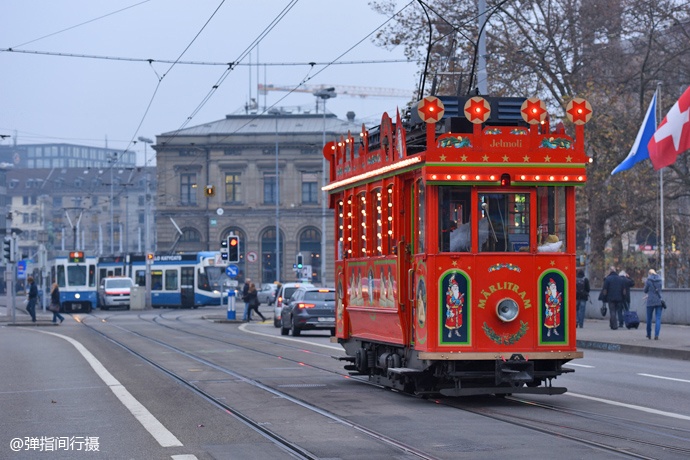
(371, 0, 690, 285)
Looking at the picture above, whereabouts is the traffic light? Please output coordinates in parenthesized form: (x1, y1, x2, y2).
(296, 253, 303, 269)
(227, 235, 240, 263)
(2, 237, 12, 264)
(220, 238, 228, 261)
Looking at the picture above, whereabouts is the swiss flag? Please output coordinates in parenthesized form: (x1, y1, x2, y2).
(648, 86, 690, 170)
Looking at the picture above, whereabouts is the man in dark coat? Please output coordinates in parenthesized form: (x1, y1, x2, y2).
(601, 267, 630, 330)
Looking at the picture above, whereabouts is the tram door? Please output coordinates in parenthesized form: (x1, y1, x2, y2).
(181, 266, 195, 308)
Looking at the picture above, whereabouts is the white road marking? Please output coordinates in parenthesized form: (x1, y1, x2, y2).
(568, 392, 690, 421)
(239, 323, 343, 351)
(638, 373, 690, 384)
(567, 363, 594, 368)
(33, 329, 183, 447)
(171, 456, 198, 460)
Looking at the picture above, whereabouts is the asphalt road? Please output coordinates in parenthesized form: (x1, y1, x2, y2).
(1, 306, 688, 459)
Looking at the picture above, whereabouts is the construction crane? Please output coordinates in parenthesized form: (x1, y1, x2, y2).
(258, 83, 412, 99)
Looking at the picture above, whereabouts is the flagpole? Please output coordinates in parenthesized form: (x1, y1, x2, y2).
(657, 82, 665, 288)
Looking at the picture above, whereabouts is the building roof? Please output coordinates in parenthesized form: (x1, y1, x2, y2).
(159, 112, 361, 138)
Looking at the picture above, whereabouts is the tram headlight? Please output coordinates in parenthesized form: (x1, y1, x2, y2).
(496, 298, 519, 322)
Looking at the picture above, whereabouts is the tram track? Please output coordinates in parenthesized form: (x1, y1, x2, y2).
(436, 395, 690, 459)
(80, 312, 439, 460)
(81, 310, 689, 459)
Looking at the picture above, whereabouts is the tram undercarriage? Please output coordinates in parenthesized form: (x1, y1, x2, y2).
(336, 339, 574, 397)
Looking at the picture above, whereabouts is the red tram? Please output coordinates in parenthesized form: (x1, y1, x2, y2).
(323, 95, 592, 396)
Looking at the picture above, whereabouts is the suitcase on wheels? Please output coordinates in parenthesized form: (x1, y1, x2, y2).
(624, 311, 640, 329)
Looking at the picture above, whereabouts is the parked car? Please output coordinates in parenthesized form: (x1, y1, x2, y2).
(273, 282, 314, 327)
(280, 287, 336, 336)
(257, 283, 278, 306)
(98, 277, 134, 310)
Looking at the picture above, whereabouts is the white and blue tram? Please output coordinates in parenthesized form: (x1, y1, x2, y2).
(51, 251, 98, 313)
(129, 252, 228, 308)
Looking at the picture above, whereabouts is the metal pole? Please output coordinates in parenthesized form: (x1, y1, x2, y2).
(322, 102, 327, 285)
(477, 0, 488, 94)
(272, 115, 280, 282)
(110, 154, 115, 255)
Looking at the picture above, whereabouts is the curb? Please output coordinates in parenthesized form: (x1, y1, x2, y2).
(577, 340, 690, 361)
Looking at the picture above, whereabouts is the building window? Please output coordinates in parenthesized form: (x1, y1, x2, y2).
(225, 173, 242, 203)
(301, 172, 318, 204)
(181, 228, 201, 242)
(180, 173, 197, 205)
(224, 147, 242, 156)
(263, 172, 277, 205)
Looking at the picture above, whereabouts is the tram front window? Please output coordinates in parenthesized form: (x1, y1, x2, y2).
(478, 192, 530, 253)
(537, 186, 566, 252)
(67, 266, 87, 286)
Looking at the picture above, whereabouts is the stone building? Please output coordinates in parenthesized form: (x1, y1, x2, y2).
(153, 109, 358, 286)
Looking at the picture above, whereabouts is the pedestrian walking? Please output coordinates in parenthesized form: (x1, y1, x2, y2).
(246, 282, 266, 322)
(49, 282, 65, 324)
(601, 266, 628, 330)
(643, 269, 664, 340)
(26, 276, 38, 323)
(575, 269, 590, 328)
(241, 278, 252, 322)
(617, 270, 635, 327)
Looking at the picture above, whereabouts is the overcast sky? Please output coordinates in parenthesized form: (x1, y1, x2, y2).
(1, 0, 419, 164)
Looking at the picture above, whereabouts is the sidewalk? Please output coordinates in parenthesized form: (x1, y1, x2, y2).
(2, 300, 688, 361)
(576, 318, 690, 361)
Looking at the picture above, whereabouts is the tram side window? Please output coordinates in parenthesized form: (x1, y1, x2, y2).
(416, 179, 425, 254)
(151, 271, 163, 291)
(537, 186, 566, 252)
(56, 266, 66, 287)
(358, 192, 367, 257)
(478, 192, 530, 253)
(374, 189, 383, 256)
(89, 264, 97, 287)
(165, 269, 178, 290)
(196, 268, 209, 291)
(439, 186, 471, 253)
(385, 186, 394, 254)
(337, 200, 344, 260)
(134, 270, 145, 287)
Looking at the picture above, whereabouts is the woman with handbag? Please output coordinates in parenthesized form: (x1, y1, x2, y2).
(49, 282, 65, 324)
(246, 283, 266, 322)
(643, 269, 663, 340)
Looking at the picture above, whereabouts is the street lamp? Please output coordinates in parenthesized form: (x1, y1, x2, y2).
(314, 87, 336, 286)
(268, 109, 281, 283)
(137, 136, 153, 256)
(138, 136, 154, 310)
(108, 153, 118, 255)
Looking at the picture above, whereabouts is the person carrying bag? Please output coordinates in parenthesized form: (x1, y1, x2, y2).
(49, 282, 65, 324)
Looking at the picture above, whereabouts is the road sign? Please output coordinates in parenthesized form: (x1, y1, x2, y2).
(226, 264, 239, 278)
(246, 251, 257, 263)
(17, 260, 27, 279)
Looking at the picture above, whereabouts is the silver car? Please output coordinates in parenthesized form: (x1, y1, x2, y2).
(257, 283, 278, 306)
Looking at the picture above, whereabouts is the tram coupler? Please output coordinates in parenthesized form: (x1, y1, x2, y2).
(495, 354, 534, 385)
